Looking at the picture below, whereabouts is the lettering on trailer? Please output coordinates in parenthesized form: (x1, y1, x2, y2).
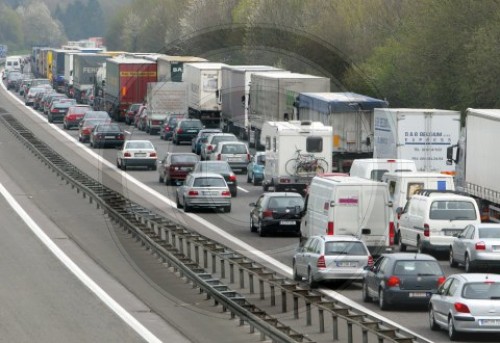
(119, 71, 157, 77)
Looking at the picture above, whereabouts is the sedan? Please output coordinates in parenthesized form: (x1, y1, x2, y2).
(293, 235, 373, 287)
(172, 119, 203, 145)
(116, 140, 157, 171)
(247, 152, 266, 185)
(158, 153, 199, 185)
(89, 123, 125, 148)
(362, 253, 445, 310)
(176, 172, 231, 213)
(48, 101, 75, 123)
(78, 119, 111, 143)
(63, 105, 92, 130)
(429, 273, 500, 340)
(192, 161, 238, 197)
(249, 192, 304, 237)
(191, 129, 222, 154)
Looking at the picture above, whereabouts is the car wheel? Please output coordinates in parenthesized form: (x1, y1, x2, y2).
(247, 171, 251, 183)
(151, 164, 157, 171)
(183, 197, 191, 212)
(159, 173, 164, 183)
(250, 217, 257, 232)
(448, 316, 458, 341)
(174, 137, 179, 145)
(429, 306, 439, 331)
(378, 288, 389, 310)
(48, 116, 53, 123)
(449, 248, 458, 268)
(89, 141, 93, 148)
(176, 195, 182, 209)
(398, 232, 407, 252)
(224, 205, 231, 213)
(252, 174, 259, 186)
(307, 268, 317, 288)
(417, 237, 425, 254)
(258, 221, 266, 237)
(464, 254, 473, 273)
(292, 261, 301, 281)
(164, 174, 170, 186)
(63, 122, 67, 130)
(116, 159, 120, 168)
(362, 281, 372, 303)
(231, 189, 237, 197)
(121, 161, 127, 171)
(263, 183, 269, 192)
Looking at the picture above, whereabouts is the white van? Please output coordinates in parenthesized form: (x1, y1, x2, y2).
(301, 175, 394, 254)
(397, 190, 480, 254)
(5, 55, 22, 73)
(349, 158, 417, 181)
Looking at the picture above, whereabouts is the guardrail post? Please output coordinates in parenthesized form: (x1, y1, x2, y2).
(212, 254, 216, 274)
(249, 274, 254, 294)
(259, 280, 264, 300)
(319, 308, 324, 333)
(306, 301, 311, 325)
(282, 290, 287, 313)
(294, 295, 299, 319)
(362, 328, 368, 343)
(186, 240, 191, 259)
(229, 262, 234, 284)
(249, 325, 254, 334)
(194, 245, 199, 264)
(347, 321, 353, 343)
(332, 314, 338, 341)
(239, 268, 244, 289)
(270, 285, 276, 306)
(160, 227, 166, 241)
(203, 249, 208, 268)
(220, 259, 225, 279)
(179, 236, 184, 255)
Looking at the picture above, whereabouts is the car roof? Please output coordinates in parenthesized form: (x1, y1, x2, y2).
(198, 160, 229, 165)
(476, 223, 500, 229)
(453, 273, 500, 283)
(189, 172, 225, 179)
(218, 141, 246, 145)
(381, 253, 438, 261)
(263, 192, 303, 198)
(309, 235, 364, 242)
(168, 152, 198, 157)
(125, 139, 153, 144)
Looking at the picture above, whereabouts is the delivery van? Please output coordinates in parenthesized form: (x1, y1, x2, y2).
(349, 158, 417, 181)
(301, 175, 394, 254)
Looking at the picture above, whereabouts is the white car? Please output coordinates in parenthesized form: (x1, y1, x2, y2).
(116, 140, 157, 171)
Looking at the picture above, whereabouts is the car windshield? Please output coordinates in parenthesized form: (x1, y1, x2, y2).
(55, 103, 73, 109)
(181, 121, 203, 129)
(97, 124, 121, 132)
(478, 227, 500, 239)
(221, 144, 247, 154)
(463, 282, 500, 299)
(172, 155, 198, 163)
(201, 163, 230, 173)
(86, 112, 109, 119)
(193, 177, 225, 187)
(393, 260, 442, 276)
(429, 201, 477, 220)
(324, 241, 367, 256)
(69, 106, 91, 114)
(255, 155, 266, 165)
(126, 141, 153, 149)
(267, 197, 304, 209)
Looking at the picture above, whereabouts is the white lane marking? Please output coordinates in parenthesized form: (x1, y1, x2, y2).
(0, 182, 162, 343)
(2, 83, 433, 342)
(237, 186, 249, 193)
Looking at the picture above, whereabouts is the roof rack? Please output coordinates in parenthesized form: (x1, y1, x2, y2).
(414, 189, 466, 197)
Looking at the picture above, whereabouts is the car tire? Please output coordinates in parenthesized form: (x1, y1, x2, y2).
(164, 175, 170, 186)
(183, 197, 191, 212)
(63, 122, 67, 130)
(252, 174, 259, 186)
(48, 116, 53, 123)
(258, 221, 266, 237)
(224, 205, 231, 213)
(250, 217, 257, 233)
(231, 189, 237, 197)
(464, 254, 473, 273)
(307, 268, 317, 288)
(449, 248, 458, 268)
(378, 288, 389, 310)
(176, 195, 182, 209)
(448, 316, 458, 341)
(292, 261, 301, 281)
(263, 183, 269, 192)
(151, 164, 157, 171)
(247, 171, 251, 183)
(429, 306, 439, 331)
(116, 159, 120, 168)
(89, 141, 93, 148)
(398, 232, 407, 252)
(362, 281, 372, 303)
(416, 237, 425, 254)
(159, 173, 164, 183)
(121, 161, 127, 171)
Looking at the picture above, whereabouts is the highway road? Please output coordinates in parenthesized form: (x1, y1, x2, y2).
(1, 78, 499, 342)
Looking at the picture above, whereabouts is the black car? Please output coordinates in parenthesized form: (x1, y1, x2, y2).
(48, 101, 74, 123)
(6, 71, 23, 90)
(192, 161, 238, 197)
(249, 192, 304, 237)
(89, 123, 125, 148)
(172, 119, 204, 145)
(160, 115, 184, 140)
(362, 253, 445, 310)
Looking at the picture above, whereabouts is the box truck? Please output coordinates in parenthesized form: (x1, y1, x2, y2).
(374, 108, 460, 173)
(155, 55, 207, 82)
(73, 53, 109, 104)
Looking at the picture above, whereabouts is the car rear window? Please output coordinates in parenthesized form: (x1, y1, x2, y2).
(172, 155, 198, 163)
(393, 260, 442, 276)
(221, 144, 248, 154)
(97, 124, 120, 132)
(203, 163, 230, 173)
(193, 177, 225, 187)
(324, 241, 367, 256)
(126, 141, 154, 149)
(429, 201, 477, 220)
(478, 228, 500, 239)
(267, 197, 304, 209)
(462, 282, 500, 299)
(256, 155, 266, 165)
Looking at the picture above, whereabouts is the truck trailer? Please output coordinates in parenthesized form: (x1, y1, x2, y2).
(73, 53, 109, 104)
(220, 65, 285, 140)
(374, 108, 460, 173)
(296, 92, 388, 172)
(155, 55, 207, 82)
(51, 49, 67, 92)
(145, 82, 188, 134)
(447, 108, 500, 222)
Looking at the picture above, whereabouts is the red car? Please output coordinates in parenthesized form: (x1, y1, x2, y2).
(133, 105, 147, 128)
(63, 105, 92, 129)
(78, 118, 111, 143)
(125, 103, 142, 125)
(158, 153, 199, 185)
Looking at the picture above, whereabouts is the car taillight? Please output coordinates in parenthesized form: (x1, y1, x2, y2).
(327, 221, 334, 235)
(117, 134, 124, 140)
(317, 255, 326, 269)
(221, 190, 231, 197)
(454, 302, 470, 313)
(188, 190, 199, 196)
(389, 221, 395, 245)
(423, 224, 430, 237)
(386, 276, 400, 288)
(247, 153, 250, 161)
(367, 256, 374, 267)
(124, 152, 131, 157)
(263, 210, 273, 218)
(166, 127, 171, 131)
(229, 174, 237, 181)
(279, 178, 291, 184)
(150, 152, 157, 157)
(437, 276, 446, 286)
(207, 145, 213, 151)
(177, 128, 183, 134)
(475, 241, 486, 250)
(217, 154, 221, 160)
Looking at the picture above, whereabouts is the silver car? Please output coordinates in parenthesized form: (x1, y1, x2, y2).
(210, 141, 250, 173)
(429, 273, 500, 340)
(176, 172, 232, 213)
(449, 223, 500, 272)
(293, 235, 373, 288)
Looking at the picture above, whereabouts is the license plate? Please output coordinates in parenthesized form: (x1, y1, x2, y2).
(203, 191, 217, 196)
(280, 220, 296, 225)
(188, 130, 197, 133)
(105, 136, 115, 139)
(479, 319, 500, 326)
(134, 153, 147, 157)
(409, 292, 429, 298)
(337, 262, 357, 267)
(229, 158, 241, 162)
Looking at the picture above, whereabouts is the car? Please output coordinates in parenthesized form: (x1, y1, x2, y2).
(249, 192, 304, 237)
(125, 103, 142, 125)
(172, 118, 204, 145)
(78, 118, 111, 142)
(429, 273, 500, 340)
(89, 123, 125, 148)
(39, 91, 57, 111)
(6, 71, 23, 90)
(158, 153, 199, 185)
(200, 133, 238, 161)
(191, 129, 222, 154)
(293, 235, 373, 287)
(192, 161, 238, 197)
(48, 101, 74, 123)
(80, 110, 112, 124)
(63, 105, 92, 129)
(449, 223, 500, 272)
(362, 253, 445, 310)
(25, 86, 49, 106)
(146, 113, 168, 135)
(33, 88, 52, 110)
(136, 106, 148, 131)
(160, 114, 184, 140)
(176, 172, 231, 213)
(116, 140, 158, 170)
(43, 94, 67, 114)
(247, 152, 266, 185)
(209, 141, 250, 173)
(133, 104, 147, 128)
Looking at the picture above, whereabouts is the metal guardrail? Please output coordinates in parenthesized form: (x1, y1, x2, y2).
(0, 112, 433, 343)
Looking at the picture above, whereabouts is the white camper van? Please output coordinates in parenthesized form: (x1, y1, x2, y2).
(5, 55, 22, 73)
(301, 175, 394, 254)
(349, 158, 417, 181)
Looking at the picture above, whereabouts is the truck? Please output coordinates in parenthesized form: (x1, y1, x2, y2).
(260, 120, 333, 195)
(220, 65, 285, 140)
(248, 72, 330, 149)
(155, 55, 207, 82)
(373, 108, 460, 173)
(447, 108, 500, 222)
(51, 49, 67, 92)
(184, 62, 227, 128)
(63, 50, 79, 96)
(145, 82, 188, 134)
(296, 92, 388, 172)
(103, 57, 158, 121)
(73, 53, 109, 104)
